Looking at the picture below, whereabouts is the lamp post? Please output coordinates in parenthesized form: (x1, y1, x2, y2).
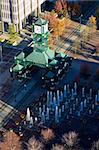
(78, 14, 83, 34)
(79, 14, 83, 25)
(24, 84, 27, 91)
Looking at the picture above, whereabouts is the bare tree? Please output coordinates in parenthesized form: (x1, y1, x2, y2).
(41, 128, 54, 142)
(51, 144, 65, 150)
(28, 136, 43, 150)
(62, 131, 79, 148)
(91, 140, 99, 150)
(0, 130, 21, 150)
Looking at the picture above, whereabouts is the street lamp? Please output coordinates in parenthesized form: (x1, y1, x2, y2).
(79, 14, 83, 25)
(24, 84, 27, 91)
(78, 14, 83, 35)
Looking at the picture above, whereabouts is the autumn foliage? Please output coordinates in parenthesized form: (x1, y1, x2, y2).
(54, 0, 67, 18)
(41, 11, 57, 31)
(0, 130, 21, 150)
(89, 15, 96, 25)
(87, 15, 97, 33)
(54, 0, 62, 13)
(42, 12, 66, 38)
(41, 128, 54, 142)
(52, 18, 66, 37)
(48, 34, 54, 49)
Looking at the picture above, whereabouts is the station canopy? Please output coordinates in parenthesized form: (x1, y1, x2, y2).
(25, 48, 55, 67)
(15, 52, 25, 61)
(34, 18, 47, 26)
(12, 63, 24, 72)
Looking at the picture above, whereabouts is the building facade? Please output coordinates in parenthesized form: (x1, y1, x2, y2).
(0, 0, 46, 32)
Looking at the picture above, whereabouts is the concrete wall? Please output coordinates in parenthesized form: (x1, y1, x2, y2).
(0, 0, 46, 32)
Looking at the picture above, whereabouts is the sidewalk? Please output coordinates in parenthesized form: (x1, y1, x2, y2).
(0, 32, 32, 51)
(0, 68, 46, 127)
(0, 69, 10, 87)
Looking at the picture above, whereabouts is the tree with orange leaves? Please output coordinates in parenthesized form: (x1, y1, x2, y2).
(41, 11, 66, 42)
(54, 0, 68, 18)
(0, 130, 21, 150)
(87, 15, 97, 38)
(41, 128, 54, 142)
(88, 15, 96, 25)
(48, 34, 54, 49)
(41, 11, 58, 32)
(49, 13, 59, 33)
(53, 18, 66, 37)
(54, 0, 62, 13)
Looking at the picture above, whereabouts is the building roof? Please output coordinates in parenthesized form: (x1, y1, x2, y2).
(26, 51, 48, 66)
(34, 18, 47, 26)
(45, 48, 54, 59)
(25, 48, 55, 67)
(12, 63, 24, 72)
(49, 59, 58, 65)
(56, 52, 66, 58)
(15, 52, 25, 61)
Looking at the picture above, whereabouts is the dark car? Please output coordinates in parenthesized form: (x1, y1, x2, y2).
(41, 71, 58, 88)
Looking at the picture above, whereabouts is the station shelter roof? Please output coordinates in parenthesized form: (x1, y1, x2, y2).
(49, 59, 58, 66)
(56, 52, 66, 58)
(12, 63, 24, 72)
(34, 18, 47, 26)
(15, 52, 25, 61)
(25, 48, 55, 67)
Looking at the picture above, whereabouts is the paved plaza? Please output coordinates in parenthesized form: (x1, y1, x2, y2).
(24, 83, 99, 126)
(0, 16, 99, 129)
(0, 58, 99, 128)
(0, 67, 46, 127)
